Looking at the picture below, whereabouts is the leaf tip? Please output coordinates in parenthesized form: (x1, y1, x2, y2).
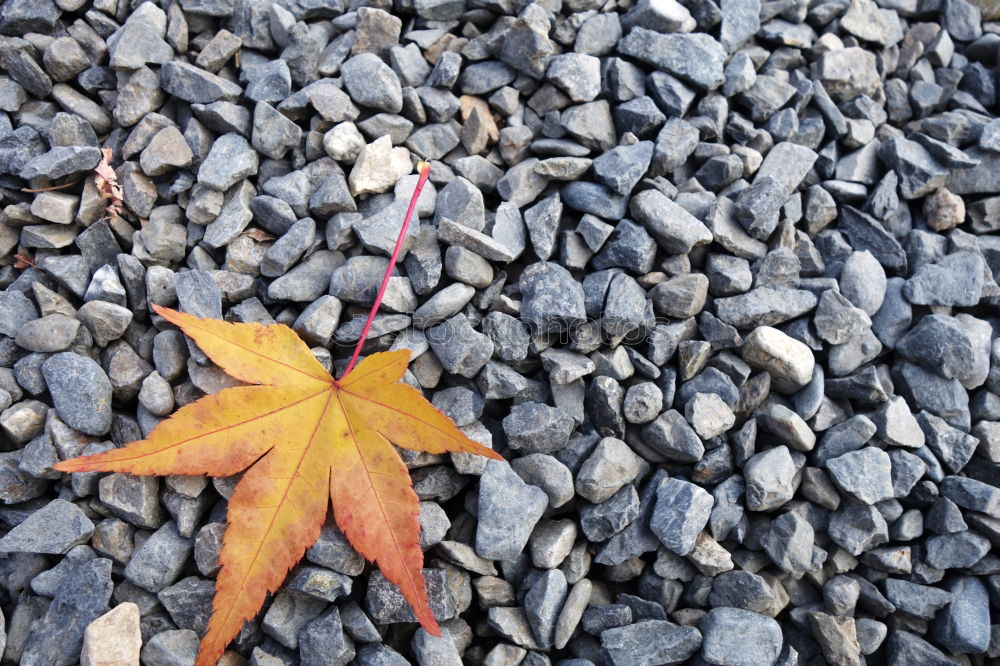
(51, 455, 101, 473)
(483, 448, 506, 462)
(150, 303, 176, 319)
(418, 609, 442, 637)
(194, 642, 226, 666)
(424, 624, 443, 638)
(51, 456, 104, 474)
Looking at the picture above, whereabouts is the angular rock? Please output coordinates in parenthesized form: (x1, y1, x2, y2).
(650, 478, 714, 556)
(620, 28, 726, 90)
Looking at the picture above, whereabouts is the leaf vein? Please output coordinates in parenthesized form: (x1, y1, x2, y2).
(212, 388, 334, 637)
(335, 393, 421, 595)
(339, 390, 459, 441)
(97, 387, 330, 465)
(175, 315, 330, 384)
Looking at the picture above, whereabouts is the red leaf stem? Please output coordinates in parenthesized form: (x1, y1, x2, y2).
(339, 161, 431, 380)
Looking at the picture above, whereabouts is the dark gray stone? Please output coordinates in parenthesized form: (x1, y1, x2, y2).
(519, 261, 586, 334)
(41, 353, 112, 436)
(306, 524, 364, 576)
(717, 288, 818, 329)
(619, 28, 725, 90)
(650, 478, 713, 556)
(427, 313, 493, 379)
(0, 0, 59, 35)
(0, 37, 52, 99)
(879, 135, 950, 200)
(600, 620, 701, 666)
(897, 366, 972, 436)
(828, 503, 888, 556)
(940, 476, 1000, 517)
(896, 314, 974, 380)
(197, 132, 259, 192)
(924, 531, 991, 569)
(0, 499, 93, 555)
(0, 126, 45, 176)
(887, 630, 966, 666)
(838, 206, 907, 272)
(245, 60, 293, 103)
(0, 290, 38, 337)
(341, 53, 403, 113)
(499, 14, 557, 79)
(592, 141, 654, 196)
(21, 558, 112, 666)
(161, 61, 243, 104)
(580, 485, 641, 542)
(252, 101, 302, 160)
(523, 193, 563, 261)
(21, 146, 101, 181)
(592, 220, 658, 274)
(734, 176, 786, 241)
(884, 578, 952, 619)
(476, 460, 548, 560)
(300, 607, 355, 666)
(158, 576, 214, 634)
(630, 188, 712, 254)
(720, 0, 761, 52)
(123, 522, 192, 593)
(825, 447, 894, 505)
(502, 402, 575, 454)
(261, 590, 326, 649)
(932, 576, 990, 654)
(708, 571, 774, 614)
(561, 181, 629, 220)
(525, 569, 567, 649)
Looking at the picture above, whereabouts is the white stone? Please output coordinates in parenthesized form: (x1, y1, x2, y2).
(742, 326, 815, 390)
(323, 122, 366, 163)
(348, 135, 413, 196)
(688, 532, 735, 576)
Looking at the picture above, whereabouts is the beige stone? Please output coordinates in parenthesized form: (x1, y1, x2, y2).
(30, 191, 79, 225)
(460, 96, 500, 142)
(348, 135, 412, 197)
(923, 187, 966, 232)
(969, 0, 1000, 19)
(688, 531, 735, 576)
(81, 602, 141, 666)
(217, 651, 248, 666)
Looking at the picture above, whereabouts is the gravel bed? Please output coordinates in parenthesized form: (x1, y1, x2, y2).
(0, 0, 999, 664)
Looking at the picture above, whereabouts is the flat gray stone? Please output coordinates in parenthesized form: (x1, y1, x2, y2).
(0, 499, 93, 554)
(700, 608, 783, 666)
(600, 620, 701, 665)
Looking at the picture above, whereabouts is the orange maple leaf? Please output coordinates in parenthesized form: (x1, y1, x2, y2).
(54, 305, 503, 664)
